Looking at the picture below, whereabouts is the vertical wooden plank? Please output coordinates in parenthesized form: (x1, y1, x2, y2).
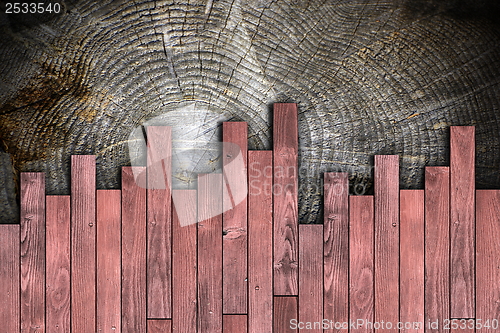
(0, 224, 20, 332)
(274, 297, 297, 333)
(97, 190, 121, 332)
(248, 151, 273, 333)
(198, 174, 222, 333)
(374, 155, 399, 332)
(450, 126, 475, 318)
(122, 167, 146, 333)
(46, 196, 70, 333)
(223, 315, 247, 333)
(172, 190, 197, 333)
(20, 172, 45, 332)
(147, 126, 172, 319)
(71, 155, 96, 333)
(476, 190, 500, 330)
(147, 319, 172, 333)
(222, 122, 248, 314)
(424, 167, 450, 333)
(400, 190, 424, 333)
(298, 224, 323, 333)
(323, 172, 348, 332)
(349, 195, 374, 333)
(273, 103, 299, 295)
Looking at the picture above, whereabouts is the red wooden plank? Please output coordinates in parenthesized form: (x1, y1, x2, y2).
(222, 122, 248, 314)
(424, 167, 450, 333)
(248, 151, 273, 333)
(172, 190, 198, 333)
(71, 155, 96, 333)
(122, 167, 146, 333)
(298, 224, 323, 333)
(147, 126, 172, 319)
(0, 224, 20, 332)
(323, 172, 348, 331)
(476, 190, 500, 329)
(450, 126, 475, 318)
(20, 172, 45, 332)
(223, 315, 247, 333)
(198, 173, 222, 333)
(273, 103, 299, 295)
(274, 296, 297, 333)
(147, 319, 172, 333)
(97, 190, 121, 332)
(400, 190, 424, 333)
(349, 195, 374, 333)
(374, 155, 399, 332)
(46, 196, 70, 333)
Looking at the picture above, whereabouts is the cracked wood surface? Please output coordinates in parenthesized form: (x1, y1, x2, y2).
(2, 0, 500, 223)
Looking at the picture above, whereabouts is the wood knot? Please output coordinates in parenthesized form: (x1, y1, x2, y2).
(223, 227, 246, 239)
(327, 214, 337, 221)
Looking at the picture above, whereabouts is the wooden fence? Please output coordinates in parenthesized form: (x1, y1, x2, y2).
(1, 103, 499, 332)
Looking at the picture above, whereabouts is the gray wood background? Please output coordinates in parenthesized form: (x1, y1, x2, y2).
(1, 0, 500, 223)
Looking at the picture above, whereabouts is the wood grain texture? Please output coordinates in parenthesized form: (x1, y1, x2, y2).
(46, 196, 70, 333)
(476, 190, 500, 328)
(172, 190, 198, 333)
(198, 174, 222, 333)
(97, 190, 121, 333)
(299, 224, 323, 333)
(20, 172, 46, 332)
(222, 122, 248, 314)
(273, 103, 299, 295)
(450, 126, 475, 318)
(223, 315, 247, 333)
(323, 172, 348, 331)
(424, 167, 450, 333)
(349, 195, 374, 333)
(147, 319, 172, 333)
(71, 155, 96, 333)
(6, 1, 500, 227)
(400, 190, 424, 333)
(274, 297, 297, 333)
(147, 126, 172, 319)
(0, 224, 20, 332)
(374, 155, 399, 332)
(248, 151, 273, 333)
(121, 167, 146, 333)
